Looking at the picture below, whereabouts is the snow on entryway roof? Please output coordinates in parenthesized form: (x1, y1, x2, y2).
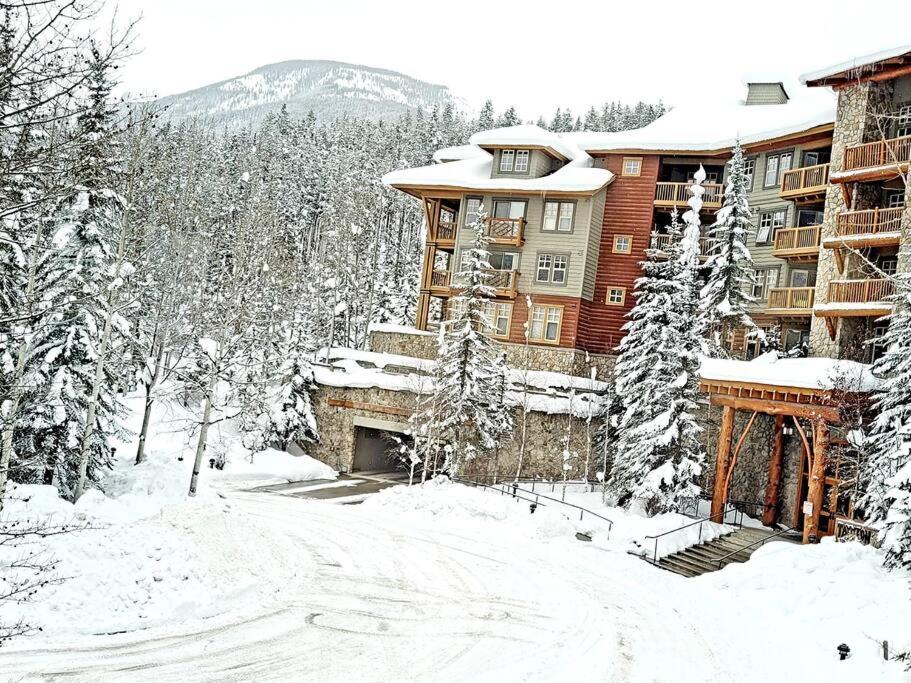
(564, 87, 834, 154)
(800, 44, 911, 86)
(432, 145, 491, 164)
(699, 353, 880, 392)
(469, 124, 584, 161)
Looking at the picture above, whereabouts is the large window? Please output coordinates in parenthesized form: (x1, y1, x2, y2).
(543, 201, 574, 232)
(529, 305, 563, 343)
(535, 253, 568, 284)
(487, 251, 518, 271)
(514, 150, 530, 173)
(764, 151, 793, 187)
(492, 199, 526, 220)
(756, 209, 787, 244)
(499, 149, 515, 172)
(464, 197, 482, 227)
(750, 267, 779, 300)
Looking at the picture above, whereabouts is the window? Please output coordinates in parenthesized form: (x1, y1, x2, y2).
(878, 256, 898, 277)
(542, 201, 574, 232)
(529, 305, 562, 343)
(802, 150, 830, 166)
(743, 157, 756, 190)
(764, 151, 792, 187)
(789, 269, 815, 288)
(613, 235, 633, 254)
(756, 209, 787, 244)
(797, 209, 824, 227)
(464, 197, 482, 227)
(606, 287, 626, 306)
(784, 329, 810, 355)
(536, 253, 568, 284)
(750, 267, 779, 300)
(896, 103, 911, 138)
(492, 199, 526, 220)
(885, 189, 906, 209)
(688, 169, 720, 184)
(514, 150, 530, 173)
(622, 157, 642, 176)
(487, 251, 518, 271)
(871, 322, 889, 362)
(485, 301, 512, 337)
(499, 149, 515, 172)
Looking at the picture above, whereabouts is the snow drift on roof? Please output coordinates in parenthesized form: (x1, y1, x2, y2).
(565, 88, 834, 153)
(700, 353, 879, 392)
(469, 124, 584, 161)
(800, 44, 911, 85)
(432, 145, 491, 164)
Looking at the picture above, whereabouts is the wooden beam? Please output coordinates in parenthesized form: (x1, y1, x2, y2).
(825, 317, 837, 340)
(839, 183, 852, 209)
(803, 420, 829, 543)
(711, 406, 735, 519)
(326, 398, 412, 418)
(708, 394, 841, 423)
(723, 411, 758, 509)
(763, 415, 786, 526)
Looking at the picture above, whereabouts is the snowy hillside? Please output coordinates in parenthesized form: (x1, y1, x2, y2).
(155, 60, 462, 126)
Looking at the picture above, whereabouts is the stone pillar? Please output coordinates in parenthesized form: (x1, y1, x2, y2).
(810, 80, 895, 359)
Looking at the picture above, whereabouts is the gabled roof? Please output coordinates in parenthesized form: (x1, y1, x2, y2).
(469, 124, 583, 161)
(801, 45, 911, 88)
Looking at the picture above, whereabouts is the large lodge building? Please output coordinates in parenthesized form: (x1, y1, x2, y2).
(367, 45, 911, 544)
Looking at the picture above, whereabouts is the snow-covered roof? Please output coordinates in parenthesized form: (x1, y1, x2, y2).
(469, 124, 584, 161)
(699, 354, 880, 392)
(565, 88, 834, 154)
(432, 145, 491, 164)
(800, 45, 911, 86)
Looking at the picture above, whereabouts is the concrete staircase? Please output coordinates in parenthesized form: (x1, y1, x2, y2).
(651, 527, 802, 577)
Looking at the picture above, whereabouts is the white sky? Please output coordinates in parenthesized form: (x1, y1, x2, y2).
(111, 0, 911, 117)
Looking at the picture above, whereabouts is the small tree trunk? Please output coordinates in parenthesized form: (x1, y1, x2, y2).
(189, 370, 218, 496)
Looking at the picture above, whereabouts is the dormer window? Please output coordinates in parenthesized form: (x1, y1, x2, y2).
(499, 149, 529, 173)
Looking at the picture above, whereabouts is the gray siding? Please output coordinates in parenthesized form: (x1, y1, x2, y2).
(490, 149, 560, 180)
(582, 187, 607, 300)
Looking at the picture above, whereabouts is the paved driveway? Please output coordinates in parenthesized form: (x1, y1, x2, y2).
(251, 471, 409, 504)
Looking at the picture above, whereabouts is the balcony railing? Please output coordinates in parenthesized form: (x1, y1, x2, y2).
(843, 134, 911, 172)
(430, 269, 451, 291)
(767, 287, 815, 313)
(827, 278, 895, 305)
(434, 220, 458, 244)
(779, 163, 829, 200)
(443, 269, 520, 298)
(484, 217, 525, 245)
(652, 234, 721, 258)
(835, 207, 904, 237)
(772, 225, 821, 258)
(654, 182, 724, 209)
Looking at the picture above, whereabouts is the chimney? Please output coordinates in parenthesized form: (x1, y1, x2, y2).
(745, 82, 789, 105)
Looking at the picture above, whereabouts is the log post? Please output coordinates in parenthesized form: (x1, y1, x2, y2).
(763, 415, 786, 526)
(711, 406, 735, 519)
(803, 420, 829, 544)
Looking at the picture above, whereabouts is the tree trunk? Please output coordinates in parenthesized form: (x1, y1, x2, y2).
(189, 371, 218, 496)
(135, 336, 166, 465)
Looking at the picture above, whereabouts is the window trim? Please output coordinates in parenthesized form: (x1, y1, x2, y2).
(742, 156, 757, 192)
(528, 304, 564, 345)
(756, 207, 788, 245)
(491, 197, 528, 221)
(541, 199, 576, 234)
(612, 234, 633, 254)
(763, 149, 794, 189)
(462, 196, 484, 229)
(621, 157, 643, 177)
(534, 251, 570, 286)
(514, 149, 530, 173)
(750, 265, 781, 301)
(605, 286, 627, 306)
(499, 149, 515, 173)
(486, 301, 513, 339)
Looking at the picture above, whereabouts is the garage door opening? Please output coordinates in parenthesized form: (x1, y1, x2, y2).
(352, 426, 412, 474)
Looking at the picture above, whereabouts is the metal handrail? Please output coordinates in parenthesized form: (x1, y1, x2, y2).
(454, 476, 613, 537)
(643, 504, 743, 564)
(712, 526, 797, 570)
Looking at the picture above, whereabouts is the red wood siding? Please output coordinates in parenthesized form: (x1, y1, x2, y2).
(577, 154, 661, 354)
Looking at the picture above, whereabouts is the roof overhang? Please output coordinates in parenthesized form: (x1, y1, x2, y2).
(802, 48, 911, 88)
(387, 182, 609, 199)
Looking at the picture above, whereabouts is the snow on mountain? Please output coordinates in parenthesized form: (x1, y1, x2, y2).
(155, 60, 462, 126)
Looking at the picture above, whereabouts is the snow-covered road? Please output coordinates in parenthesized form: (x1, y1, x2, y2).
(0, 490, 736, 682)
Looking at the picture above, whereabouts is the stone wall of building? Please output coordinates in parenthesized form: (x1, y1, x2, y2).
(810, 80, 895, 359)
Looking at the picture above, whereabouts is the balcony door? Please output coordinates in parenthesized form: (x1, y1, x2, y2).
(802, 150, 830, 166)
(488, 251, 518, 272)
(789, 269, 815, 288)
(493, 200, 526, 220)
(797, 209, 824, 227)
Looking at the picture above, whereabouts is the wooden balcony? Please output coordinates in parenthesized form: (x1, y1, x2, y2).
(839, 134, 911, 180)
(654, 182, 724, 209)
(824, 207, 904, 250)
(484, 217, 525, 246)
(817, 278, 895, 317)
(766, 287, 815, 316)
(429, 269, 452, 295)
(779, 163, 829, 202)
(772, 226, 820, 261)
(431, 220, 458, 249)
(652, 234, 721, 260)
(434, 269, 520, 299)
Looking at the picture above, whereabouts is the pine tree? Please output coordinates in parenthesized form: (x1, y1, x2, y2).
(477, 99, 495, 132)
(497, 106, 520, 128)
(861, 268, 911, 569)
(431, 208, 511, 474)
(608, 175, 706, 515)
(701, 141, 758, 356)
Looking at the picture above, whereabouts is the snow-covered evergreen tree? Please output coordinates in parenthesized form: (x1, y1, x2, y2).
(608, 173, 706, 515)
(701, 140, 758, 356)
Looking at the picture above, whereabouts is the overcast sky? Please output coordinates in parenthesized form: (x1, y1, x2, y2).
(111, 0, 911, 117)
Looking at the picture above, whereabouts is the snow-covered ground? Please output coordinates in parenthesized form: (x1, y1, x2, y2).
(1, 398, 908, 681)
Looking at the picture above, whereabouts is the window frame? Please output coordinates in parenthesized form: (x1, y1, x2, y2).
(528, 304, 564, 345)
(763, 150, 794, 188)
(750, 266, 780, 300)
(487, 250, 519, 272)
(612, 234, 633, 254)
(463, 196, 483, 229)
(499, 149, 515, 173)
(484, 301, 513, 339)
(514, 149, 530, 173)
(622, 157, 643, 177)
(491, 198, 527, 221)
(885, 188, 906, 209)
(756, 208, 788, 245)
(605, 287, 627, 306)
(535, 252, 569, 285)
(742, 156, 756, 192)
(541, 200, 576, 233)
(895, 102, 911, 138)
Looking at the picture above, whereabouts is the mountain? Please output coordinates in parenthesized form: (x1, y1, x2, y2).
(155, 60, 461, 127)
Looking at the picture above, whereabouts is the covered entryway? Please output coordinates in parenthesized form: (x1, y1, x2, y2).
(352, 426, 409, 473)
